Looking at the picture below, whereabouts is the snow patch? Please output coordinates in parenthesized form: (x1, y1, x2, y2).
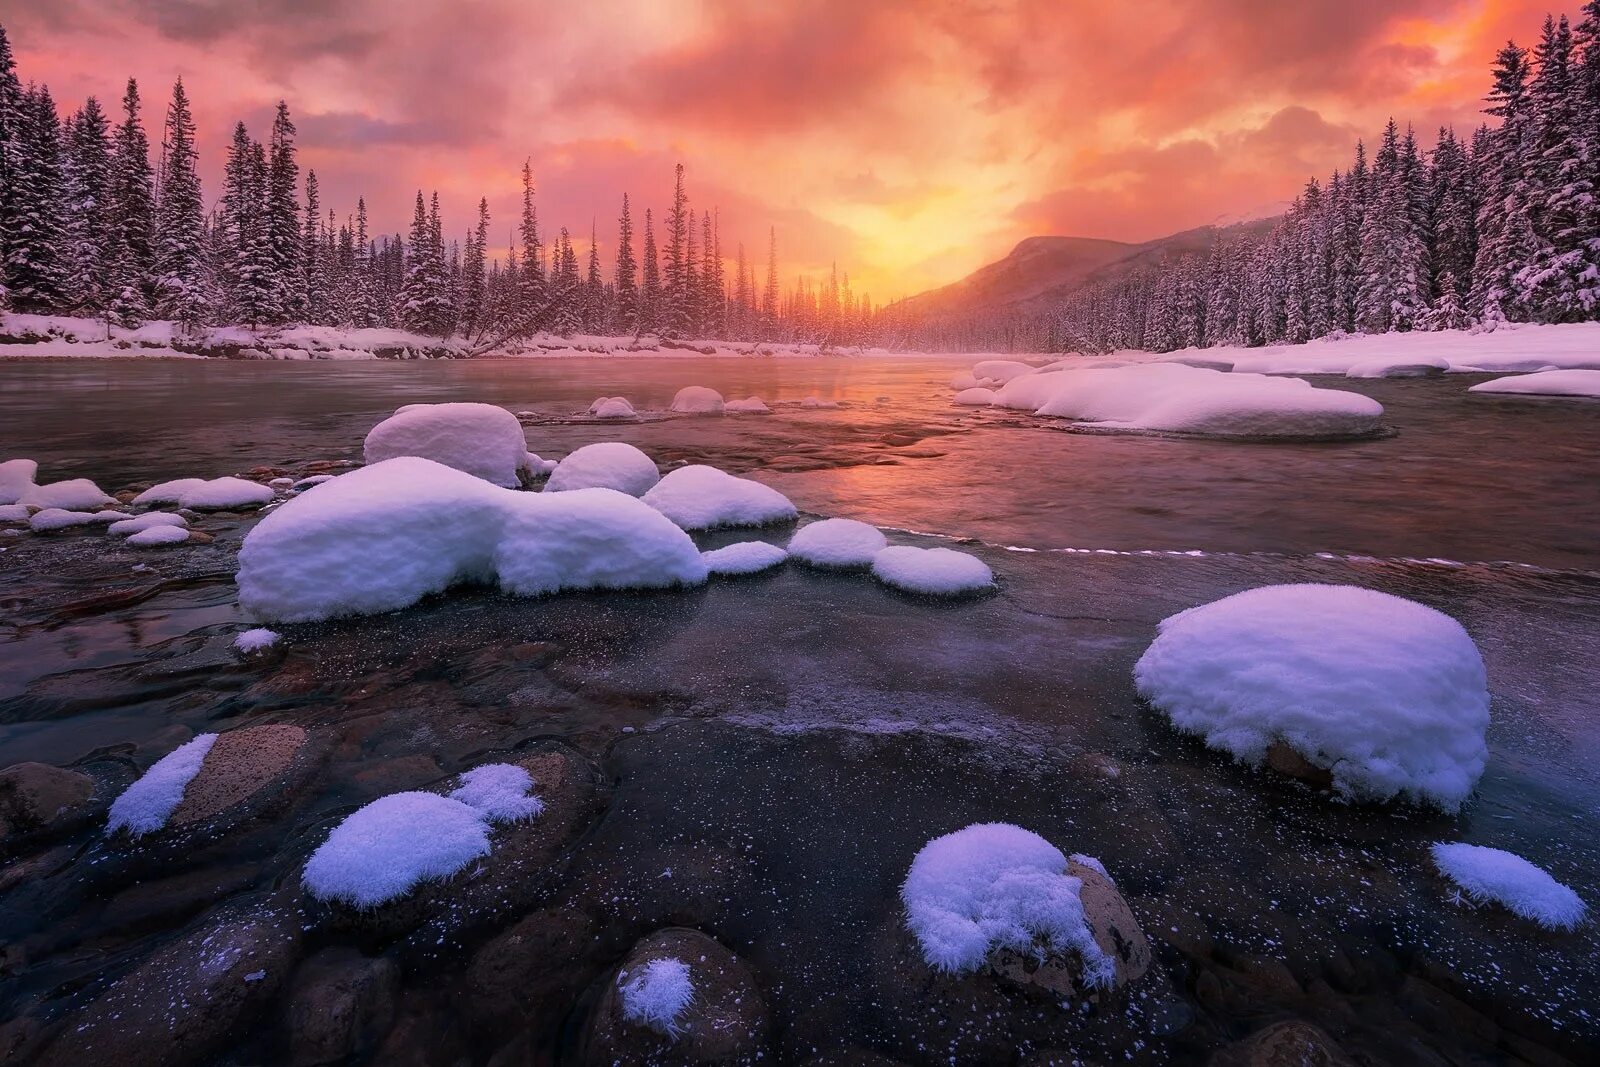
(953, 387, 997, 406)
(1468, 368, 1600, 398)
(29, 508, 125, 531)
(544, 442, 660, 496)
(127, 524, 191, 546)
(788, 518, 887, 567)
(589, 396, 637, 418)
(670, 386, 725, 414)
(871, 546, 995, 596)
(702, 540, 789, 576)
(133, 478, 208, 506)
(233, 628, 280, 653)
(724, 395, 771, 413)
(447, 763, 544, 824)
(19, 478, 115, 511)
(108, 511, 188, 536)
(303, 792, 491, 908)
(0, 459, 38, 505)
(107, 733, 220, 837)
(642, 464, 797, 530)
(619, 957, 695, 1037)
(363, 402, 530, 487)
(1431, 842, 1587, 931)
(178, 477, 276, 510)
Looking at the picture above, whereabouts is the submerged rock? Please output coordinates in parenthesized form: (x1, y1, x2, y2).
(168, 724, 318, 833)
(1208, 1019, 1355, 1067)
(285, 946, 399, 1066)
(0, 762, 96, 849)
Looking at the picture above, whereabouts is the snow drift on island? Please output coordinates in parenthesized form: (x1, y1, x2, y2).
(871, 546, 994, 596)
(701, 541, 788, 576)
(1467, 368, 1600, 398)
(787, 518, 888, 567)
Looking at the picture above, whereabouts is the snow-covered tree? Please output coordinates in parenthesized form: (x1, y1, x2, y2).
(152, 78, 207, 328)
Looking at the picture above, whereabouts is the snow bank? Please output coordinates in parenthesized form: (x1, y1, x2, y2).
(641, 465, 797, 530)
(619, 958, 695, 1036)
(1468, 368, 1600, 399)
(1344, 355, 1449, 378)
(238, 458, 707, 623)
(177, 477, 275, 510)
(107, 733, 219, 837)
(544, 442, 660, 496)
(702, 541, 788, 576)
(670, 386, 725, 414)
(29, 508, 124, 531)
(0, 459, 37, 505)
(788, 518, 888, 567)
(901, 823, 1114, 985)
(108, 512, 187, 536)
(725, 395, 771, 413)
(133, 477, 208, 506)
(127, 525, 191, 546)
(0, 504, 28, 522)
(234, 628, 280, 653)
(1034, 364, 1382, 438)
(19, 478, 115, 511)
(363, 402, 529, 487)
(871, 546, 994, 596)
(589, 396, 637, 418)
(303, 792, 492, 908)
(1135, 584, 1489, 810)
(971, 359, 1035, 384)
(1431, 842, 1587, 931)
(992, 371, 1073, 411)
(953, 387, 997, 406)
(447, 763, 544, 823)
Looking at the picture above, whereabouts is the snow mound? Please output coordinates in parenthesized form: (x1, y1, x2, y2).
(670, 386, 725, 414)
(901, 823, 1114, 984)
(788, 518, 887, 567)
(29, 508, 125, 531)
(0, 503, 28, 522)
(1431, 843, 1587, 931)
(525, 452, 558, 476)
(363, 402, 529, 487)
(589, 396, 637, 419)
(19, 478, 115, 511)
(725, 395, 771, 413)
(234, 628, 280, 653)
(953, 387, 997, 406)
(238, 458, 707, 622)
(1135, 584, 1489, 810)
(133, 477, 208, 505)
(0, 459, 38, 505)
(108, 511, 187, 536)
(544, 442, 660, 496)
(447, 763, 544, 824)
(972, 360, 1035, 384)
(703, 541, 788, 576)
(1034, 364, 1383, 438)
(179, 477, 276, 510)
(620, 957, 695, 1037)
(107, 733, 219, 837)
(871, 546, 994, 596)
(1344, 355, 1449, 378)
(642, 464, 797, 530)
(992, 370, 1072, 411)
(127, 524, 191, 546)
(949, 372, 980, 390)
(303, 792, 491, 908)
(800, 396, 840, 409)
(1468, 368, 1600, 398)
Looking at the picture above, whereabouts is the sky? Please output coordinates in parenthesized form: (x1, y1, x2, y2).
(0, 0, 1567, 301)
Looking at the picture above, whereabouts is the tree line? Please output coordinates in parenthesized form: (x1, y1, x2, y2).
(886, 4, 1600, 353)
(0, 24, 880, 346)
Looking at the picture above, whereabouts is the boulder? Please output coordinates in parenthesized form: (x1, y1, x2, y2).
(462, 907, 601, 1036)
(167, 724, 318, 833)
(0, 762, 96, 848)
(988, 858, 1152, 998)
(286, 947, 399, 1066)
(1208, 1019, 1355, 1067)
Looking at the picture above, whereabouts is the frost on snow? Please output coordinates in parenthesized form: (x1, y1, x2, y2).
(724, 395, 771, 413)
(901, 823, 1114, 986)
(363, 402, 530, 487)
(588, 396, 638, 419)
(1468, 368, 1600, 398)
(619, 957, 695, 1037)
(174, 477, 276, 510)
(107, 733, 220, 837)
(702, 541, 789, 576)
(237, 458, 707, 623)
(1431, 843, 1587, 931)
(233, 627, 280, 653)
(544, 442, 661, 496)
(302, 792, 492, 908)
(787, 518, 888, 567)
(1135, 584, 1490, 811)
(0, 459, 38, 505)
(641, 464, 797, 530)
(446, 763, 544, 824)
(19, 477, 115, 511)
(670, 386, 725, 414)
(108, 511, 188, 536)
(871, 546, 995, 596)
(127, 524, 191, 546)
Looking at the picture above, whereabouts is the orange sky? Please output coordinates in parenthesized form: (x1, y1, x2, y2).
(0, 0, 1565, 301)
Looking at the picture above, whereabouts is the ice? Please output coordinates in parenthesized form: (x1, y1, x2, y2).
(127, 525, 191, 546)
(0, 459, 38, 505)
(702, 540, 789, 576)
(724, 395, 771, 413)
(363, 402, 530, 487)
(589, 396, 638, 419)
(670, 386, 725, 414)
(108, 512, 188, 536)
(800, 396, 840, 409)
(291, 475, 333, 491)
(871, 546, 995, 596)
(177, 477, 277, 510)
(1467, 369, 1600, 398)
(544, 442, 661, 496)
(302, 792, 492, 908)
(106, 733, 219, 837)
(233, 628, 280, 653)
(619, 957, 695, 1037)
(901, 823, 1114, 985)
(1134, 584, 1490, 810)
(133, 477, 208, 506)
(19, 478, 115, 511)
(29, 508, 125, 531)
(1431, 842, 1588, 931)
(446, 763, 544, 824)
(1344, 355, 1449, 378)
(953, 387, 997, 406)
(641, 465, 797, 530)
(787, 518, 888, 567)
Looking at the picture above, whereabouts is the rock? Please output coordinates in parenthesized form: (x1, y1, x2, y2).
(1265, 741, 1334, 789)
(989, 859, 1153, 998)
(0, 762, 96, 848)
(35, 897, 302, 1067)
(186, 530, 215, 544)
(462, 907, 600, 1035)
(167, 724, 317, 832)
(1208, 1020, 1355, 1067)
(286, 947, 399, 1066)
(580, 927, 768, 1065)
(100, 863, 263, 932)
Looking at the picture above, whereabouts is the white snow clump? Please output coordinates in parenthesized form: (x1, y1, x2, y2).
(787, 518, 887, 567)
(19, 478, 115, 511)
(670, 386, 725, 414)
(106, 733, 220, 837)
(363, 402, 530, 487)
(702, 540, 788, 576)
(724, 395, 771, 413)
(871, 546, 994, 596)
(177, 477, 276, 510)
(1467, 368, 1600, 398)
(641, 464, 797, 530)
(1431, 842, 1587, 931)
(588, 396, 638, 419)
(303, 792, 492, 908)
(619, 957, 695, 1037)
(953, 387, 997, 406)
(29, 508, 124, 531)
(544, 442, 660, 496)
(0, 459, 38, 505)
(447, 762, 545, 823)
(127, 524, 191, 546)
(233, 627, 280, 653)
(108, 511, 187, 536)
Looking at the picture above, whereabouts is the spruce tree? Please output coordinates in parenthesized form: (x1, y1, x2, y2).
(301, 169, 326, 323)
(584, 221, 603, 332)
(109, 79, 155, 306)
(663, 163, 690, 335)
(4, 85, 67, 312)
(152, 78, 206, 328)
(462, 197, 489, 335)
(1472, 42, 1538, 323)
(350, 198, 377, 328)
(0, 24, 23, 307)
(266, 101, 301, 321)
(640, 207, 660, 334)
(60, 97, 113, 313)
(517, 159, 544, 332)
(614, 193, 637, 333)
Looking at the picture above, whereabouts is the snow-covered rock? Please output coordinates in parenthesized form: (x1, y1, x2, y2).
(971, 359, 1035, 384)
(108, 511, 187, 536)
(127, 525, 192, 547)
(1135, 584, 1489, 811)
(992, 370, 1072, 411)
(949, 372, 980, 390)
(0, 503, 28, 522)
(106, 734, 219, 837)
(901, 823, 1116, 987)
(0, 458, 37, 505)
(724, 395, 771, 413)
(619, 958, 695, 1037)
(524, 452, 558, 476)
(233, 628, 280, 654)
(589, 396, 638, 419)
(544, 442, 660, 496)
(177, 476, 276, 510)
(702, 541, 788, 576)
(1344, 355, 1449, 378)
(1468, 368, 1600, 398)
(29, 508, 125, 531)
(237, 458, 708, 623)
(1431, 842, 1587, 931)
(291, 475, 333, 491)
(670, 386, 725, 414)
(363, 402, 530, 487)
(953, 387, 997, 406)
(787, 518, 887, 567)
(19, 477, 115, 511)
(133, 477, 208, 506)
(303, 792, 492, 908)
(641, 465, 797, 530)
(871, 546, 994, 596)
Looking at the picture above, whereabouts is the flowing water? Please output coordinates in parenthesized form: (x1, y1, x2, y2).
(1, 356, 1597, 1065)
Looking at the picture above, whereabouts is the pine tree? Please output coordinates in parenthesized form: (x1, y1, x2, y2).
(517, 159, 544, 333)
(109, 78, 155, 307)
(640, 207, 660, 334)
(265, 101, 301, 321)
(550, 226, 580, 335)
(3, 85, 67, 312)
(59, 97, 113, 313)
(152, 78, 206, 327)
(614, 193, 637, 334)
(1472, 42, 1539, 324)
(461, 197, 489, 336)
(663, 163, 690, 336)
(301, 169, 327, 323)
(1429, 127, 1476, 327)
(1526, 15, 1598, 318)
(399, 190, 450, 335)
(0, 24, 23, 309)
(583, 221, 604, 332)
(350, 198, 377, 328)
(231, 138, 277, 328)
(701, 209, 721, 337)
(762, 227, 779, 335)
